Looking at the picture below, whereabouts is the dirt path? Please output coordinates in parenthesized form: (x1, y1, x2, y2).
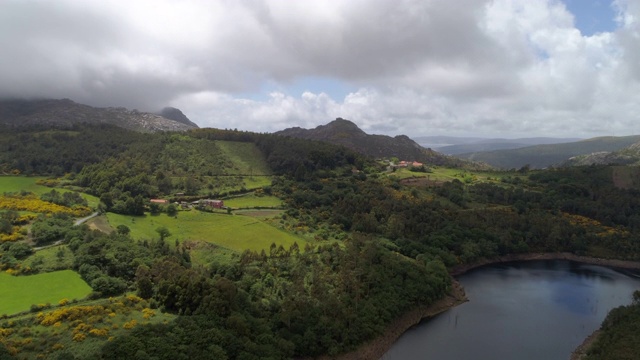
(73, 211, 99, 226)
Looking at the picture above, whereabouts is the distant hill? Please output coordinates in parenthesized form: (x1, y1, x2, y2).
(415, 136, 582, 155)
(454, 135, 640, 169)
(0, 98, 197, 132)
(275, 118, 482, 168)
(562, 142, 640, 167)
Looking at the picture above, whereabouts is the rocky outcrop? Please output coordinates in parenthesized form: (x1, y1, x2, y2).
(158, 106, 199, 128)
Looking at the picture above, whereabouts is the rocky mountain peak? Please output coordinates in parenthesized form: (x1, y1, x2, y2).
(158, 107, 199, 128)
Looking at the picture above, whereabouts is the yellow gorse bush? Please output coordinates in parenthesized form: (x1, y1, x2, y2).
(0, 194, 91, 216)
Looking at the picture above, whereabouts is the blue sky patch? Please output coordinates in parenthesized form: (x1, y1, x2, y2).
(561, 0, 618, 36)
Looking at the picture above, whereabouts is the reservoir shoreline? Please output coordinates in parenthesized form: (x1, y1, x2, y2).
(311, 252, 640, 360)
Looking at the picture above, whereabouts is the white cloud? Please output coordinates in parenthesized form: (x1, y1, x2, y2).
(1, 0, 639, 137)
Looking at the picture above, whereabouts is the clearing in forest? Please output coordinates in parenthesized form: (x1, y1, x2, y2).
(0, 270, 92, 315)
(106, 210, 304, 253)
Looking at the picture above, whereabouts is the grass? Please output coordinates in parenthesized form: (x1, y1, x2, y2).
(0, 176, 48, 194)
(0, 175, 99, 209)
(21, 245, 75, 273)
(242, 176, 273, 190)
(224, 194, 283, 209)
(388, 167, 523, 184)
(0, 270, 92, 315)
(215, 141, 272, 175)
(106, 210, 305, 253)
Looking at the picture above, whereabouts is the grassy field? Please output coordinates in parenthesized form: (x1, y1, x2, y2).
(0, 176, 47, 194)
(0, 176, 99, 208)
(106, 210, 305, 253)
(388, 167, 522, 184)
(0, 270, 92, 315)
(224, 194, 283, 209)
(215, 141, 272, 175)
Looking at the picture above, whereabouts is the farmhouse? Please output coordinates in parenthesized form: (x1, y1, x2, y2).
(200, 199, 224, 209)
(150, 199, 169, 204)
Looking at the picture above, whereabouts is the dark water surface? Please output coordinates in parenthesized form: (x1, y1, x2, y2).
(382, 260, 640, 360)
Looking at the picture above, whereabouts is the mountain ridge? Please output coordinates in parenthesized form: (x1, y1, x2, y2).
(454, 135, 640, 169)
(0, 98, 197, 132)
(275, 118, 483, 168)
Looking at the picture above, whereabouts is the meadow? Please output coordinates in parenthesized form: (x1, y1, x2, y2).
(0, 270, 92, 315)
(224, 194, 283, 209)
(387, 166, 523, 184)
(0, 176, 99, 208)
(214, 140, 272, 175)
(106, 210, 305, 254)
(0, 176, 47, 194)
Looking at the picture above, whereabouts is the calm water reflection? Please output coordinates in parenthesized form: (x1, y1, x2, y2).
(382, 260, 640, 360)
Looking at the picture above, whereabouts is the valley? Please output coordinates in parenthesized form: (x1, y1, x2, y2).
(0, 119, 639, 359)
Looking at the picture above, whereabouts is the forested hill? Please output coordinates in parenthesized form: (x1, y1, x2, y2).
(275, 118, 485, 169)
(0, 98, 197, 132)
(455, 135, 640, 169)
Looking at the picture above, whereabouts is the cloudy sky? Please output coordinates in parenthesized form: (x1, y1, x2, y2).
(2, 0, 640, 138)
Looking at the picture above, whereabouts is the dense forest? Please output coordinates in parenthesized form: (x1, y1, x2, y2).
(1, 124, 639, 359)
(584, 291, 640, 359)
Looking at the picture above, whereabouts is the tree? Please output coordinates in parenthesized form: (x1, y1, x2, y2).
(116, 224, 131, 235)
(166, 203, 178, 217)
(156, 226, 171, 242)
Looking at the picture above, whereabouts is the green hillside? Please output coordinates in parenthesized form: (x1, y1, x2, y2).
(456, 135, 640, 169)
(0, 270, 91, 315)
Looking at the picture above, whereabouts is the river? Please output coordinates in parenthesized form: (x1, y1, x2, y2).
(382, 260, 640, 360)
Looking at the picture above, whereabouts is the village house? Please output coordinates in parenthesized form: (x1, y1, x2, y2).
(150, 199, 169, 204)
(200, 199, 224, 209)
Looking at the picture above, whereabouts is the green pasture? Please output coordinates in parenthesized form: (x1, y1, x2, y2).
(388, 167, 519, 184)
(0, 175, 99, 208)
(106, 210, 305, 253)
(224, 194, 283, 209)
(242, 176, 273, 190)
(0, 176, 47, 194)
(0, 270, 92, 315)
(215, 141, 272, 175)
